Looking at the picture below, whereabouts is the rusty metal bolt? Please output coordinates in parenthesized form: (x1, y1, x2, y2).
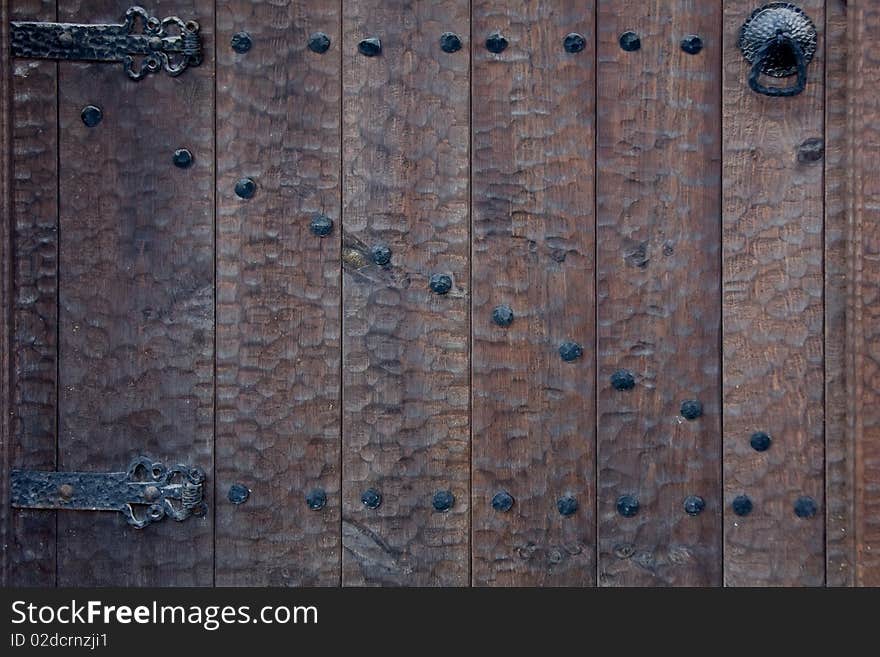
(732, 494, 753, 516)
(564, 33, 586, 53)
(619, 31, 641, 51)
(144, 485, 161, 502)
(231, 31, 252, 53)
(59, 484, 74, 500)
(358, 37, 382, 57)
(616, 494, 639, 517)
(557, 496, 578, 516)
(308, 32, 331, 54)
(492, 491, 514, 512)
(361, 488, 382, 509)
(486, 31, 508, 54)
(440, 32, 462, 53)
(432, 490, 455, 512)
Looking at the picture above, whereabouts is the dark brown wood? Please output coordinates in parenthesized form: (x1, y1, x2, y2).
(824, 0, 852, 587)
(846, 0, 880, 587)
(55, 0, 214, 586)
(215, 0, 342, 586)
(6, 0, 58, 587)
(0, 0, 12, 587)
(596, 1, 722, 586)
(341, 0, 470, 586)
(471, 0, 596, 587)
(723, 0, 825, 586)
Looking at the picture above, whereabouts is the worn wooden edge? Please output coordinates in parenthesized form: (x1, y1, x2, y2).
(846, 0, 880, 587)
(0, 0, 12, 586)
(824, 0, 852, 587)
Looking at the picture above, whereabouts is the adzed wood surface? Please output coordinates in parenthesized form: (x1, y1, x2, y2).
(215, 0, 342, 587)
(341, 0, 471, 586)
(55, 0, 215, 586)
(596, 0, 722, 586)
(3, 0, 880, 588)
(471, 0, 596, 587)
(722, 0, 825, 586)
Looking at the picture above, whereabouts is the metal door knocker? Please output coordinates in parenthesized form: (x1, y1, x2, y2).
(739, 3, 817, 97)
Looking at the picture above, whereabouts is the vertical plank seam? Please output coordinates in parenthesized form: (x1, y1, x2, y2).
(592, 0, 600, 588)
(467, 0, 474, 589)
(820, 1, 828, 586)
(718, 0, 725, 589)
(0, 0, 11, 588)
(846, 2, 863, 586)
(53, 0, 60, 588)
(338, 0, 345, 588)
(212, 0, 219, 588)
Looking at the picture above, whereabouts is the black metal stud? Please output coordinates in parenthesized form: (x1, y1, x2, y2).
(559, 341, 583, 362)
(80, 105, 103, 127)
(797, 138, 824, 163)
(228, 483, 249, 505)
(616, 494, 639, 518)
(619, 31, 641, 52)
(491, 491, 514, 512)
(172, 148, 193, 169)
(310, 214, 333, 237)
(564, 32, 586, 53)
(485, 31, 508, 54)
(732, 494, 753, 517)
(371, 244, 392, 266)
(683, 495, 705, 516)
(305, 488, 327, 511)
(358, 37, 381, 57)
(750, 431, 772, 452)
(492, 304, 514, 327)
(611, 369, 636, 391)
(361, 488, 382, 509)
(680, 399, 703, 421)
(308, 32, 331, 54)
(234, 177, 256, 199)
(440, 32, 462, 53)
(680, 34, 703, 55)
(557, 496, 578, 516)
(230, 31, 252, 53)
(794, 496, 818, 519)
(429, 273, 453, 295)
(432, 490, 455, 512)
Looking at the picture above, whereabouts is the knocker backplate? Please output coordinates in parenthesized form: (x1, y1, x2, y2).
(739, 2, 817, 77)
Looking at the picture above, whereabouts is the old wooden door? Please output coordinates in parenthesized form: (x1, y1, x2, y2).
(1, 0, 877, 587)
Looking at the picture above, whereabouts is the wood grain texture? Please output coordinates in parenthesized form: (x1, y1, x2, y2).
(596, 1, 722, 586)
(471, 0, 596, 587)
(847, 0, 880, 587)
(341, 0, 470, 586)
(6, 0, 58, 586)
(824, 0, 851, 587)
(0, 0, 12, 587)
(723, 0, 825, 586)
(55, 0, 214, 586)
(215, 0, 342, 586)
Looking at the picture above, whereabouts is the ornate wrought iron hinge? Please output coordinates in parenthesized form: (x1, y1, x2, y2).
(10, 457, 207, 529)
(10, 6, 202, 80)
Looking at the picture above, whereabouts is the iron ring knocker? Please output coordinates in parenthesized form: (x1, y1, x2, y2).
(739, 3, 817, 98)
(748, 33, 806, 97)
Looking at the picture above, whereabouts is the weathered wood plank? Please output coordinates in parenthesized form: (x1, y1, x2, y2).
(215, 0, 342, 586)
(0, 0, 12, 587)
(596, 1, 723, 586)
(471, 0, 596, 587)
(846, 0, 880, 587)
(723, 0, 825, 586)
(55, 0, 214, 586)
(341, 0, 470, 586)
(5, 0, 58, 587)
(824, 0, 851, 587)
